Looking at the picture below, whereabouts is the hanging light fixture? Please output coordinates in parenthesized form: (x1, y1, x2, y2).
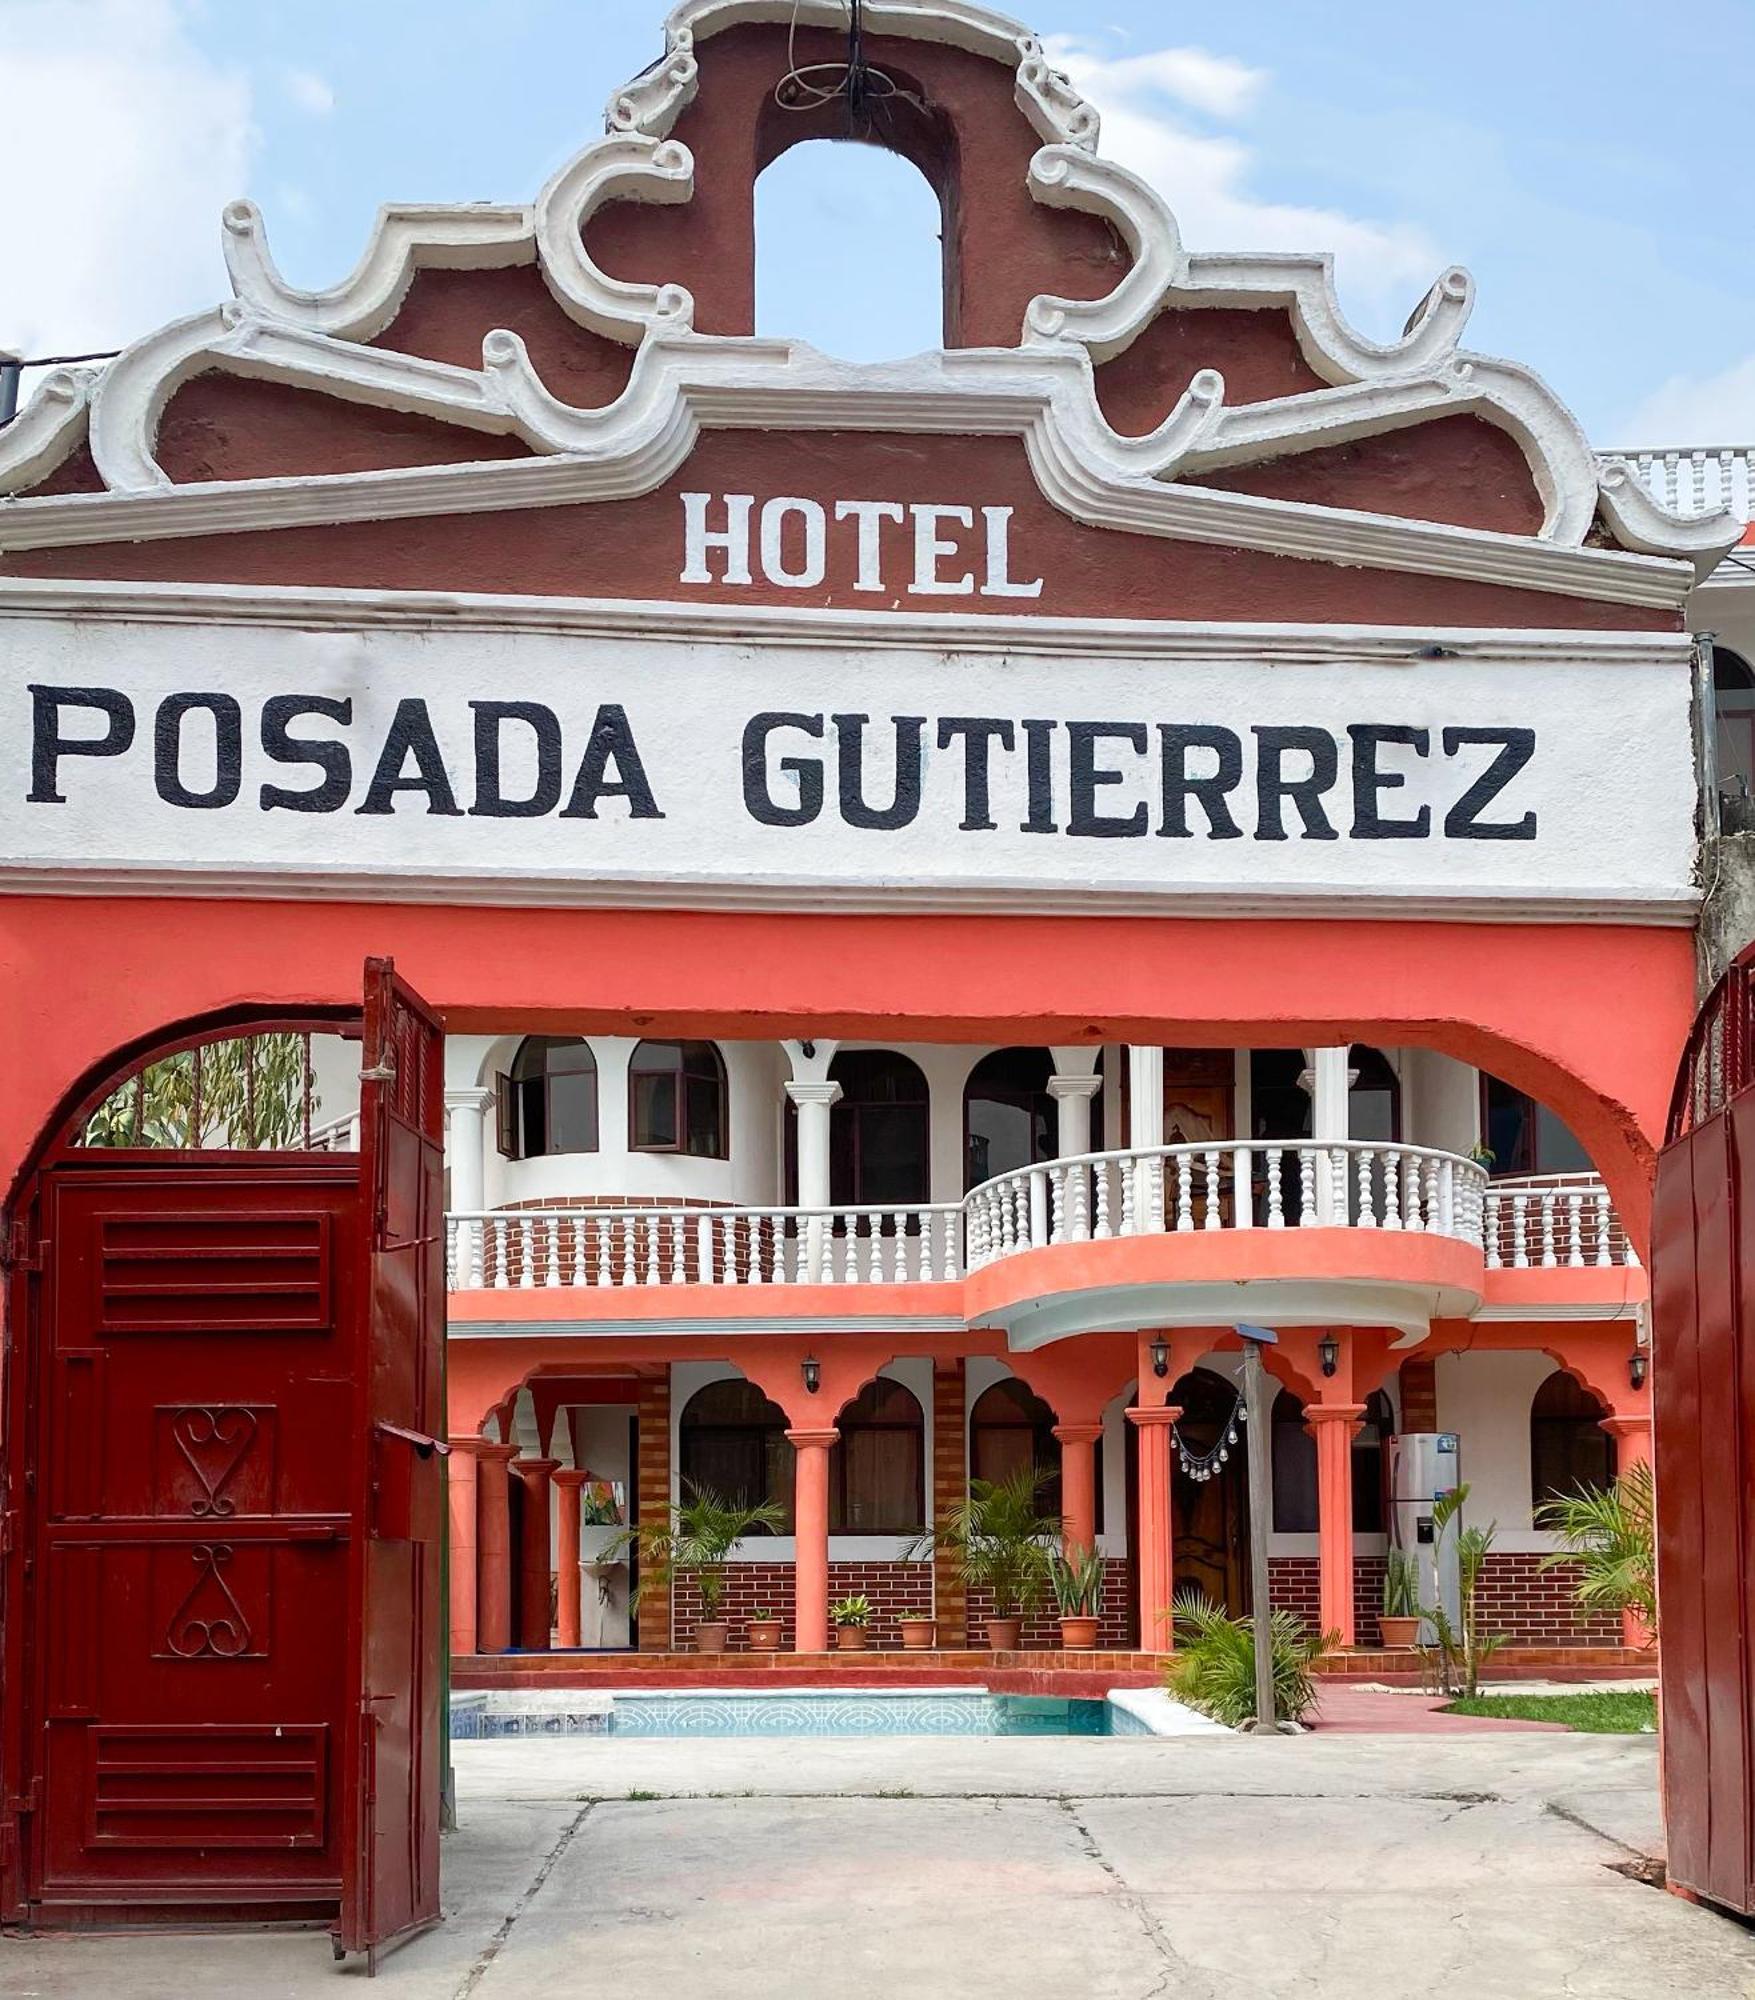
(1150, 1336, 1169, 1379)
(802, 1355, 821, 1395)
(1319, 1334, 1339, 1379)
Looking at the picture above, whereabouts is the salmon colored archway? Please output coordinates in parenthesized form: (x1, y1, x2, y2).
(0, 896, 1692, 1249)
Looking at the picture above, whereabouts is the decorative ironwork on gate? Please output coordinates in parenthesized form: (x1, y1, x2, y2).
(1669, 958, 1755, 1139)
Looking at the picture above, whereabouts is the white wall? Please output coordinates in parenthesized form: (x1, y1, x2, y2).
(1433, 1348, 1564, 1551)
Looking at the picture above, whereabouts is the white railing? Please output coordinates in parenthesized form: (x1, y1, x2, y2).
(1598, 446, 1755, 523)
(446, 1203, 963, 1291)
(308, 1109, 360, 1152)
(961, 1140, 1486, 1269)
(1482, 1172, 1637, 1270)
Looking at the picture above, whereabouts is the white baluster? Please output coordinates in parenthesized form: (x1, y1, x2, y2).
(694, 1213, 711, 1285)
(1330, 1147, 1349, 1225)
(1594, 1189, 1613, 1268)
(1266, 1149, 1285, 1229)
(1402, 1155, 1422, 1234)
(618, 1215, 636, 1286)
(1382, 1153, 1401, 1231)
(945, 1209, 962, 1280)
(1438, 1160, 1455, 1239)
(518, 1216, 535, 1289)
(1232, 1146, 1252, 1230)
(1175, 1153, 1194, 1233)
(841, 1218, 858, 1283)
(1484, 1193, 1502, 1268)
(890, 1215, 907, 1282)
(1202, 1148, 1221, 1230)
(1566, 1191, 1585, 1268)
(445, 1217, 457, 1289)
(1068, 1162, 1089, 1242)
(643, 1215, 662, 1285)
(544, 1216, 561, 1287)
(1539, 1193, 1557, 1268)
(1510, 1193, 1529, 1267)
(1049, 1166, 1067, 1246)
(1029, 1170, 1049, 1249)
(1356, 1149, 1377, 1229)
(1119, 1157, 1137, 1238)
(469, 1215, 485, 1289)
(1093, 1163, 1111, 1239)
(771, 1217, 787, 1284)
(1297, 1148, 1316, 1227)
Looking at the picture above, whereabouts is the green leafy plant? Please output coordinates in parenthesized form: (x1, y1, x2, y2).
(1419, 1485, 1506, 1698)
(1382, 1548, 1420, 1619)
(83, 1032, 318, 1150)
(906, 1465, 1057, 1618)
(1047, 1544, 1105, 1618)
(611, 1482, 785, 1622)
(1164, 1591, 1333, 1727)
(579, 1480, 623, 1528)
(830, 1594, 871, 1629)
(1536, 1460, 1655, 1638)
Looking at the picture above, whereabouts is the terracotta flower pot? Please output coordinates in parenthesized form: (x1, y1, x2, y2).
(1377, 1616, 1422, 1649)
(694, 1620, 729, 1654)
(746, 1619, 783, 1653)
(898, 1618, 937, 1651)
(834, 1624, 869, 1651)
(1059, 1616, 1101, 1650)
(986, 1616, 1024, 1651)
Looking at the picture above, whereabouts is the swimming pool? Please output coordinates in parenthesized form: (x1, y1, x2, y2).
(450, 1689, 1158, 1739)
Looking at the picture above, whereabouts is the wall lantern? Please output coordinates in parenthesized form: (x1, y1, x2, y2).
(801, 1355, 821, 1396)
(1629, 1349, 1648, 1392)
(1319, 1335, 1339, 1379)
(1149, 1336, 1169, 1379)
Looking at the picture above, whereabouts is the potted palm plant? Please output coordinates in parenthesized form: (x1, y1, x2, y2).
(745, 1604, 783, 1652)
(613, 1482, 784, 1653)
(1378, 1548, 1422, 1648)
(831, 1595, 872, 1651)
(909, 1465, 1056, 1650)
(1048, 1545, 1105, 1649)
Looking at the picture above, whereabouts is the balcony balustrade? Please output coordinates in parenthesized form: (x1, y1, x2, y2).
(1597, 445, 1755, 523)
(1482, 1172, 1639, 1270)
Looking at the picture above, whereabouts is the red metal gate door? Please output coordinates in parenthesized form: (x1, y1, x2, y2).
(337, 958, 448, 1966)
(21, 1153, 364, 1924)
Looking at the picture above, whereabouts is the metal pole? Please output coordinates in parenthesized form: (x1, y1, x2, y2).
(1242, 1336, 1276, 1729)
(0, 355, 20, 429)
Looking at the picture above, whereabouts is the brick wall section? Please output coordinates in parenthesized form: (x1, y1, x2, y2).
(967, 1558, 1132, 1648)
(1475, 1552, 1619, 1647)
(635, 1373, 670, 1652)
(481, 1195, 779, 1286)
(673, 1562, 933, 1649)
(1398, 1357, 1438, 1432)
(932, 1360, 967, 1646)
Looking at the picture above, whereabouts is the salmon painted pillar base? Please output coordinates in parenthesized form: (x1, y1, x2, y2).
(552, 1468, 589, 1648)
(1052, 1423, 1103, 1556)
(1127, 1406, 1180, 1651)
(1601, 1412, 1656, 1649)
(1308, 1405, 1365, 1647)
(474, 1442, 519, 1655)
(788, 1427, 838, 1653)
(446, 1439, 483, 1657)
(513, 1457, 559, 1651)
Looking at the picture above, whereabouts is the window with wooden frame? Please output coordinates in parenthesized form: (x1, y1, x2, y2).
(830, 1378, 926, 1533)
(629, 1040, 728, 1158)
(495, 1036, 599, 1159)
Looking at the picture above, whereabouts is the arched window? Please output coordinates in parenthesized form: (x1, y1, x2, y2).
(830, 1050, 930, 1206)
(1271, 1388, 1318, 1533)
(1479, 1076, 1590, 1176)
(497, 1036, 598, 1159)
(965, 1047, 1055, 1191)
(1715, 647, 1755, 801)
(629, 1040, 728, 1158)
(754, 138, 945, 360)
(1351, 1389, 1395, 1534)
(678, 1377, 793, 1528)
(1530, 1370, 1614, 1507)
(1349, 1046, 1401, 1142)
(970, 1376, 1067, 1517)
(831, 1378, 925, 1532)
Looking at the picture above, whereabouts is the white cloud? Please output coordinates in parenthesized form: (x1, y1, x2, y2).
(1615, 355, 1755, 448)
(284, 67, 336, 117)
(0, 0, 253, 358)
(1045, 35, 1441, 331)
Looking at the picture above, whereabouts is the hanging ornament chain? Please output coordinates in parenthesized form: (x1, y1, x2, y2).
(1174, 1388, 1246, 1484)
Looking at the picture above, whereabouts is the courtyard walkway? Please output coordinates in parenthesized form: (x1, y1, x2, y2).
(3, 1731, 1749, 1998)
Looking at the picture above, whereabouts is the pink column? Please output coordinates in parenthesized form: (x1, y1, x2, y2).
(1127, 1406, 1179, 1652)
(447, 1439, 483, 1657)
(474, 1442, 519, 1655)
(1601, 1412, 1655, 1648)
(787, 1427, 839, 1653)
(1307, 1404, 1365, 1647)
(552, 1468, 588, 1648)
(512, 1457, 559, 1651)
(1052, 1423, 1104, 1555)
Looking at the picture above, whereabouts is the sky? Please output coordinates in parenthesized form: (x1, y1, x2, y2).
(2, 0, 1752, 445)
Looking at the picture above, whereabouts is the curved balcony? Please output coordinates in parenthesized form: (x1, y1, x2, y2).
(1482, 1172, 1638, 1270)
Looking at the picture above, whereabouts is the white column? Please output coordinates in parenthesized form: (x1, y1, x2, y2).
(445, 1087, 494, 1279)
(1127, 1047, 1164, 1148)
(1047, 1075, 1101, 1158)
(1305, 1047, 1352, 1224)
(785, 1080, 843, 1207)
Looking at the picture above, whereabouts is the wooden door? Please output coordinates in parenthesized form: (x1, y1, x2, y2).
(1169, 1370, 1249, 1615)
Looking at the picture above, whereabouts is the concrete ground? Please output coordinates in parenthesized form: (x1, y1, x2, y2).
(5, 1731, 1754, 1999)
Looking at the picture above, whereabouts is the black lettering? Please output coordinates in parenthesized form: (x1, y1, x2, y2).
(1252, 725, 1339, 841)
(1349, 723, 1430, 839)
(154, 692, 241, 810)
(260, 695, 352, 812)
(356, 698, 463, 816)
(1442, 726, 1536, 840)
(1020, 717, 1058, 834)
(1157, 724, 1243, 839)
(560, 703, 663, 819)
(1068, 721, 1147, 837)
(27, 685, 135, 803)
(471, 700, 561, 817)
(936, 716, 1014, 832)
(832, 713, 924, 831)
(741, 712, 824, 827)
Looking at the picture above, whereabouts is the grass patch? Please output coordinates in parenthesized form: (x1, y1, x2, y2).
(1441, 1690, 1656, 1734)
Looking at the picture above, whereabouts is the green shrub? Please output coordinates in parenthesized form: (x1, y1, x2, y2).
(1164, 1591, 1332, 1727)
(831, 1594, 871, 1628)
(1382, 1548, 1419, 1618)
(1047, 1545, 1105, 1618)
(1536, 1460, 1655, 1633)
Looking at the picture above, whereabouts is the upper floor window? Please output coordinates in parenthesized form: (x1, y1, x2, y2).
(965, 1047, 1055, 1190)
(630, 1040, 728, 1158)
(1480, 1077, 1589, 1177)
(831, 1049, 930, 1206)
(1716, 647, 1755, 804)
(1349, 1047, 1401, 1142)
(831, 1378, 926, 1533)
(1530, 1369, 1613, 1506)
(497, 1036, 598, 1159)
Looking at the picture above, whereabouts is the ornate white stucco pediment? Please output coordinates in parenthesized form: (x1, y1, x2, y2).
(0, 0, 1733, 602)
